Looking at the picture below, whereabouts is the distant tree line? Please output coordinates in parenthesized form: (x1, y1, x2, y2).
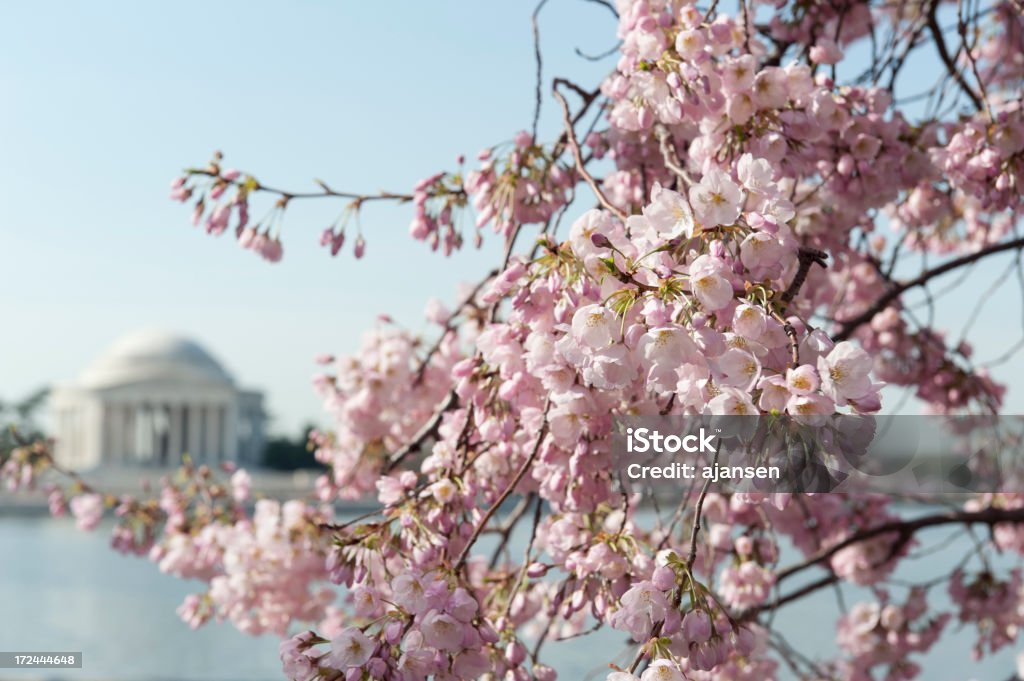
(260, 425, 324, 471)
(0, 388, 48, 455)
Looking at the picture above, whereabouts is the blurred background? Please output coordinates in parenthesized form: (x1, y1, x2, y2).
(0, 1, 614, 443)
(0, 3, 616, 679)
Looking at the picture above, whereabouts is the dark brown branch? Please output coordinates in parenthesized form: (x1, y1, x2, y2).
(384, 389, 457, 473)
(685, 470, 715, 570)
(579, 0, 618, 18)
(453, 403, 550, 571)
(776, 505, 1024, 585)
(780, 247, 828, 308)
(755, 573, 839, 615)
(189, 168, 414, 205)
(487, 492, 534, 569)
(530, 0, 551, 139)
(770, 309, 800, 367)
(834, 236, 1024, 341)
(735, 505, 1024, 620)
(552, 79, 628, 221)
(926, 0, 984, 111)
(500, 495, 545, 620)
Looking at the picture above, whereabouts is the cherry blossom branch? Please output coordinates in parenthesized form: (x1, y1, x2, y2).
(500, 495, 544, 620)
(654, 125, 695, 190)
(753, 573, 840, 616)
(926, 0, 984, 112)
(531, 0, 551, 139)
(486, 492, 534, 567)
(628, 452, 718, 674)
(383, 389, 457, 473)
(834, 235, 1024, 341)
(733, 505, 1024, 621)
(552, 79, 628, 221)
(7, 434, 96, 493)
(453, 403, 550, 572)
(412, 269, 498, 386)
(956, 0, 994, 120)
(684, 468, 715, 571)
(775, 505, 1024, 586)
(779, 247, 828, 308)
(770, 309, 800, 367)
(188, 168, 415, 206)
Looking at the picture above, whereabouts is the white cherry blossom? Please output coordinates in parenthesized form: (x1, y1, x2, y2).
(690, 168, 743, 227)
(643, 184, 696, 238)
(328, 627, 374, 668)
(819, 341, 874, 405)
(571, 304, 616, 349)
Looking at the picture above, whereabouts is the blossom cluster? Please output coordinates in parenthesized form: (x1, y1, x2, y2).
(8, 0, 1024, 680)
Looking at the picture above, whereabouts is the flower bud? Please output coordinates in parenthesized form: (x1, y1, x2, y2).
(527, 562, 550, 578)
(682, 608, 713, 644)
(652, 565, 677, 591)
(479, 619, 500, 644)
(505, 640, 527, 666)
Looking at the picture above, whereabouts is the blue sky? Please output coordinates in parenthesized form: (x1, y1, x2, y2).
(2, 1, 1021, 435)
(0, 1, 616, 434)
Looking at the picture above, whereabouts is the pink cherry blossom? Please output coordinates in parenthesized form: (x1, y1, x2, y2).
(328, 628, 374, 668)
(819, 341, 874, 405)
(571, 304, 616, 349)
(420, 610, 464, 651)
(689, 255, 734, 311)
(69, 493, 103, 531)
(644, 184, 696, 238)
(689, 169, 743, 227)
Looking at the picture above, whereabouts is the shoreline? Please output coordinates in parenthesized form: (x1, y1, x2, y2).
(0, 465, 380, 516)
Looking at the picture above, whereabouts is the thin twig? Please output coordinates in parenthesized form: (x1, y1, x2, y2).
(775, 505, 1024, 585)
(453, 402, 550, 571)
(780, 247, 828, 308)
(531, 0, 551, 139)
(926, 0, 984, 111)
(384, 390, 457, 472)
(552, 80, 628, 221)
(189, 168, 415, 204)
(653, 125, 695, 191)
(834, 236, 1024, 341)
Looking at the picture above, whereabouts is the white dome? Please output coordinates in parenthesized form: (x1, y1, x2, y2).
(80, 330, 234, 388)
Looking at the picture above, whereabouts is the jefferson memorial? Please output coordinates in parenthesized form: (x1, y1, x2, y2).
(50, 330, 266, 470)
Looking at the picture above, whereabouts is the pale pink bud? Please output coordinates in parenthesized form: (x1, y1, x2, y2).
(652, 566, 676, 591)
(837, 154, 856, 176)
(384, 621, 404, 644)
(505, 640, 527, 666)
(478, 619, 500, 644)
(682, 609, 712, 643)
(527, 562, 549, 578)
